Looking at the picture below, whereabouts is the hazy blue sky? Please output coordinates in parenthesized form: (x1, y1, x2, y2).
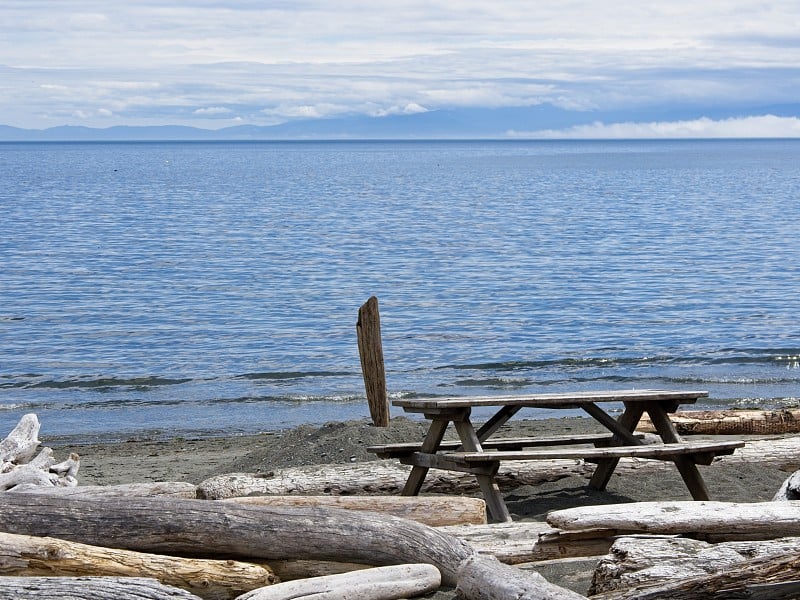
(2, 1, 800, 136)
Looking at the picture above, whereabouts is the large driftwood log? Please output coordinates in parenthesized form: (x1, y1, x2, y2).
(0, 494, 586, 600)
(224, 495, 487, 526)
(239, 564, 440, 600)
(0, 576, 202, 600)
(591, 552, 800, 600)
(197, 435, 800, 500)
(0, 531, 276, 600)
(548, 500, 800, 540)
(637, 408, 800, 435)
(591, 535, 800, 594)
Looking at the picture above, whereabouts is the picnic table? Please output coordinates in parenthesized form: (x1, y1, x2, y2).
(368, 389, 745, 522)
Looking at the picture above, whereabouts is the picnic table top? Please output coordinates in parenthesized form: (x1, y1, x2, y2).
(392, 389, 709, 410)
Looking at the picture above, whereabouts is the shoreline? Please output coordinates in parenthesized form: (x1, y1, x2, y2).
(47, 415, 791, 499)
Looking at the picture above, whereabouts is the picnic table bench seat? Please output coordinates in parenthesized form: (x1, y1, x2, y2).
(367, 432, 647, 459)
(401, 440, 744, 471)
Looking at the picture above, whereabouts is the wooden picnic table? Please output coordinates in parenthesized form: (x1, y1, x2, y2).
(368, 389, 745, 522)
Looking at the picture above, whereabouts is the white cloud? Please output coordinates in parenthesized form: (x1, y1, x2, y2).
(509, 115, 800, 139)
(1, 1, 799, 129)
(371, 103, 429, 117)
(194, 106, 232, 115)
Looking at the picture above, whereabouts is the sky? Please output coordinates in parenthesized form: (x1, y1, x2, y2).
(2, 1, 800, 137)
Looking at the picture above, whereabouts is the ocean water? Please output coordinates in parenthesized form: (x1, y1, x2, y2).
(1, 139, 799, 441)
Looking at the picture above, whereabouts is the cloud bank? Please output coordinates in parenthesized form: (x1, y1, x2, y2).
(509, 115, 800, 139)
(1, 1, 799, 132)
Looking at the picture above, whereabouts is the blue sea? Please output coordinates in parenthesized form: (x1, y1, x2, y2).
(1, 139, 799, 441)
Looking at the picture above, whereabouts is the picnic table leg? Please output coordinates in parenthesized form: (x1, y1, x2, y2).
(646, 403, 711, 500)
(453, 420, 512, 523)
(588, 402, 645, 491)
(401, 418, 450, 496)
(474, 405, 523, 442)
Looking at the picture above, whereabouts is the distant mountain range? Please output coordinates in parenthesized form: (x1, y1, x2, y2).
(2, 103, 799, 141)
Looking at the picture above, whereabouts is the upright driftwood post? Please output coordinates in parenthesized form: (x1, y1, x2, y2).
(357, 296, 389, 427)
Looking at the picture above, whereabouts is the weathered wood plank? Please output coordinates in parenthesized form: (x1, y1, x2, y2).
(426, 441, 743, 464)
(368, 433, 646, 458)
(393, 390, 707, 411)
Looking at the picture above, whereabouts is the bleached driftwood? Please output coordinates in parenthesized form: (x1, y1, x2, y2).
(0, 494, 586, 600)
(0, 576, 202, 600)
(773, 469, 800, 500)
(0, 413, 41, 465)
(591, 535, 800, 595)
(238, 564, 440, 600)
(197, 435, 800, 500)
(0, 414, 80, 490)
(637, 408, 800, 435)
(11, 481, 197, 499)
(438, 522, 616, 564)
(224, 495, 487, 526)
(591, 552, 800, 600)
(547, 500, 800, 540)
(0, 531, 275, 600)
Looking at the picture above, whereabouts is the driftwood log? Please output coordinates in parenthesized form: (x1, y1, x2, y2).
(591, 535, 800, 594)
(10, 481, 197, 499)
(0, 531, 276, 600)
(197, 435, 800, 500)
(548, 500, 800, 541)
(224, 495, 487, 526)
(238, 564, 440, 600)
(0, 576, 202, 600)
(637, 408, 800, 435)
(590, 552, 800, 600)
(0, 494, 586, 600)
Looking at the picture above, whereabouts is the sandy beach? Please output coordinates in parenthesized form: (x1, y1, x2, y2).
(43, 416, 794, 596)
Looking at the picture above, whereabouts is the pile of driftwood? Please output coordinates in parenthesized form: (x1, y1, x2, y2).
(4, 412, 800, 600)
(0, 414, 588, 600)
